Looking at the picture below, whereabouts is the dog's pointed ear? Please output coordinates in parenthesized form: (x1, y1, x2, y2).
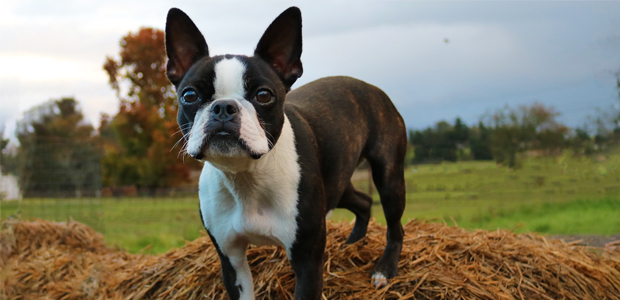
(254, 7, 303, 90)
(165, 8, 209, 86)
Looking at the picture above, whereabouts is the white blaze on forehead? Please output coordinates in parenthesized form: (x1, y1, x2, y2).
(213, 58, 246, 100)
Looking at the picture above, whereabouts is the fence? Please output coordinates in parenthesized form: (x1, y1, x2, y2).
(0, 134, 377, 253)
(16, 137, 103, 198)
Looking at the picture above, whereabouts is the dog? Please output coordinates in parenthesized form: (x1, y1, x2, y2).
(165, 7, 406, 300)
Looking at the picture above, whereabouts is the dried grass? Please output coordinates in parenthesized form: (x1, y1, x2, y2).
(1, 219, 619, 300)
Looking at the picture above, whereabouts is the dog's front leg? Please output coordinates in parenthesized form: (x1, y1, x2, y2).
(288, 220, 326, 300)
(207, 232, 254, 300)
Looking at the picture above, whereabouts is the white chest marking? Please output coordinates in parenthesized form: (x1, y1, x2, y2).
(199, 116, 300, 257)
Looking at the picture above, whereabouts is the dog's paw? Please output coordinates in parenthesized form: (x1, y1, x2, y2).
(371, 272, 388, 288)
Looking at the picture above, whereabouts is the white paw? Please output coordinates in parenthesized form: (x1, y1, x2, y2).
(372, 273, 388, 288)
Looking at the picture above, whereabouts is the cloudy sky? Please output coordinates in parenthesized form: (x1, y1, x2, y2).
(1, 0, 620, 142)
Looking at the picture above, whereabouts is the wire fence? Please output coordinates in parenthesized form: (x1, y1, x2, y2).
(0, 135, 377, 252)
(1, 136, 106, 232)
(1, 179, 374, 238)
(17, 137, 102, 198)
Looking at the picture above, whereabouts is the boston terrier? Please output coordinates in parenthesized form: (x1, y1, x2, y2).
(165, 7, 406, 300)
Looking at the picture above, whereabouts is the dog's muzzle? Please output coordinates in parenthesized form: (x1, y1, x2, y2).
(190, 99, 246, 160)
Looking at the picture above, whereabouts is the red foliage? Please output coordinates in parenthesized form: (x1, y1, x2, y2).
(101, 28, 199, 191)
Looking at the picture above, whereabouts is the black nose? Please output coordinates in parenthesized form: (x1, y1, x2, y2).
(211, 100, 239, 122)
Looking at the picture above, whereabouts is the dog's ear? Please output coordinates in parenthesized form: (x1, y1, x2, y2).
(165, 8, 209, 86)
(254, 7, 303, 90)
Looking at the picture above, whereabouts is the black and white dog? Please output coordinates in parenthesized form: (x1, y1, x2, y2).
(165, 7, 406, 300)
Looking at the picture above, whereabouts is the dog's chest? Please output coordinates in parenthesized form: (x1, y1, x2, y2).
(200, 172, 297, 246)
(198, 117, 301, 255)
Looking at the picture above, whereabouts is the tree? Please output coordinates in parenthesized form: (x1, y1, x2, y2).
(452, 117, 469, 159)
(469, 122, 493, 160)
(452, 117, 469, 145)
(486, 103, 568, 168)
(103, 28, 198, 194)
(16, 98, 101, 197)
(1, 130, 16, 174)
(596, 78, 620, 147)
(0, 135, 7, 152)
(409, 118, 464, 163)
(570, 127, 595, 155)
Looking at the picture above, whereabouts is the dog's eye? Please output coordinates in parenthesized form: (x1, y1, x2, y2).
(255, 89, 273, 104)
(182, 90, 198, 103)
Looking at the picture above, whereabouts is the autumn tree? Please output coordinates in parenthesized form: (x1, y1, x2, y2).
(103, 28, 197, 194)
(16, 98, 101, 197)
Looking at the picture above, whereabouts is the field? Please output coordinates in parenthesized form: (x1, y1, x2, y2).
(333, 151, 620, 234)
(2, 151, 620, 254)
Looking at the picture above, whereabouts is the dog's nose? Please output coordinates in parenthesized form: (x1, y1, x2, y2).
(211, 100, 239, 122)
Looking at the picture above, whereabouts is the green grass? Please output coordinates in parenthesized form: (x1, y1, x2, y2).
(329, 197, 620, 235)
(2, 151, 620, 253)
(332, 152, 620, 234)
(463, 197, 620, 235)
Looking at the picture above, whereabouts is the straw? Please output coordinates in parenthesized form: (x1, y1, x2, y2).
(2, 219, 619, 299)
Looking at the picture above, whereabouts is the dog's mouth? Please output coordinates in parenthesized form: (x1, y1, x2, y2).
(215, 130, 232, 136)
(194, 126, 263, 160)
(210, 127, 237, 139)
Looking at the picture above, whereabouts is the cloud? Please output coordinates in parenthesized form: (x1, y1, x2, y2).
(1, 0, 619, 138)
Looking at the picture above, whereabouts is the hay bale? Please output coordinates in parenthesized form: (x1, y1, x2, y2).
(1, 219, 619, 299)
(1, 219, 135, 299)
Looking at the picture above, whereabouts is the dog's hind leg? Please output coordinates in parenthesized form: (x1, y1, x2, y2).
(367, 145, 406, 288)
(337, 183, 372, 244)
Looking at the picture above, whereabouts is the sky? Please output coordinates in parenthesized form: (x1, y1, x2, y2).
(1, 0, 620, 143)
